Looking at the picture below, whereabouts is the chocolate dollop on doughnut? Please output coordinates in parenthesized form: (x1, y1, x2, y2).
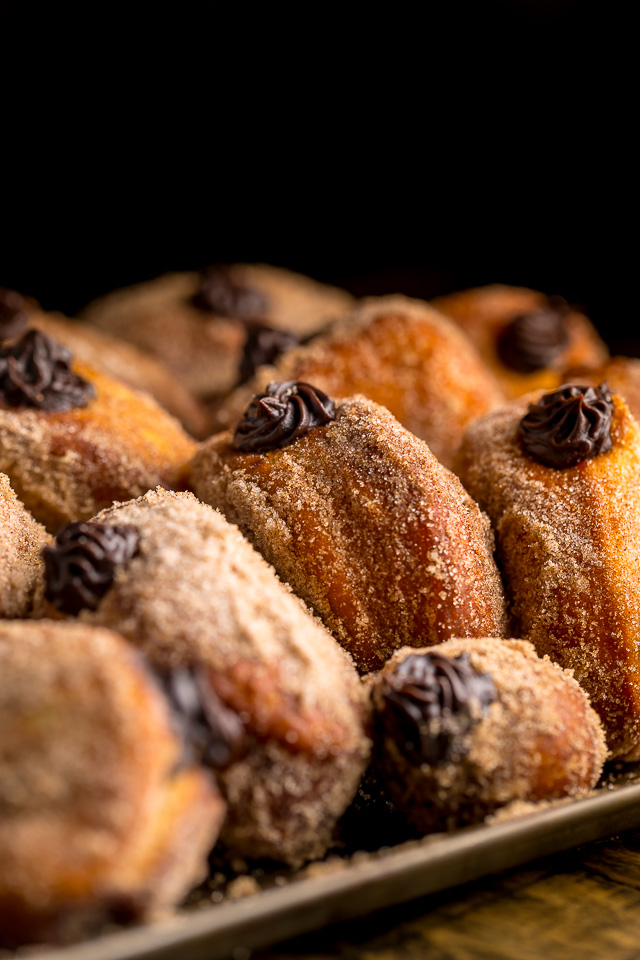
(158, 665, 247, 770)
(497, 302, 569, 373)
(43, 522, 140, 614)
(233, 380, 336, 452)
(377, 652, 497, 764)
(519, 382, 613, 468)
(0, 329, 96, 411)
(193, 264, 269, 318)
(0, 286, 30, 341)
(238, 320, 300, 384)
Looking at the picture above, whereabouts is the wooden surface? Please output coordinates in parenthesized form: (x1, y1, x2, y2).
(256, 830, 640, 960)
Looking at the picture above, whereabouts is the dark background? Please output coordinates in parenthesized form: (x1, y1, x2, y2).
(1, 1, 631, 352)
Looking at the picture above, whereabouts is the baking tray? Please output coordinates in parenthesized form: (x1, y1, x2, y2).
(33, 765, 640, 960)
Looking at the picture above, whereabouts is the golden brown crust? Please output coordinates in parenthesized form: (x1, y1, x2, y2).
(0, 473, 51, 618)
(213, 295, 506, 469)
(32, 310, 210, 438)
(372, 638, 607, 832)
(0, 620, 224, 947)
(76, 488, 370, 865)
(456, 392, 640, 760)
(191, 396, 508, 672)
(0, 359, 197, 532)
(432, 284, 608, 399)
(81, 265, 354, 398)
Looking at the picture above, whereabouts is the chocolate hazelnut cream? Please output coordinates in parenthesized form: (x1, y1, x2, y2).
(0, 329, 95, 412)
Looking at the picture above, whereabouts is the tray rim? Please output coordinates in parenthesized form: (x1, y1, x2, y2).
(33, 777, 640, 960)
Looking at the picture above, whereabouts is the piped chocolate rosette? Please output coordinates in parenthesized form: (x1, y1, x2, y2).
(518, 382, 613, 467)
(233, 380, 336, 451)
(0, 287, 95, 413)
(371, 639, 606, 833)
(41, 488, 371, 866)
(496, 299, 570, 373)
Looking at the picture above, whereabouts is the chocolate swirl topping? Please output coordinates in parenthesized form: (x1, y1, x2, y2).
(238, 320, 300, 384)
(158, 665, 247, 770)
(0, 329, 96, 412)
(193, 264, 269, 318)
(519, 382, 613, 468)
(497, 301, 570, 373)
(43, 522, 140, 615)
(233, 380, 336, 452)
(0, 286, 30, 341)
(378, 652, 497, 764)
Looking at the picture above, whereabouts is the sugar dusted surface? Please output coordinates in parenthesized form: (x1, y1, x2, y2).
(212, 294, 505, 468)
(83, 488, 370, 865)
(457, 393, 640, 760)
(0, 473, 51, 618)
(373, 638, 607, 832)
(192, 396, 508, 672)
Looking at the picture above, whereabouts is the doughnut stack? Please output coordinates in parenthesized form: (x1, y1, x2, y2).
(2, 270, 635, 951)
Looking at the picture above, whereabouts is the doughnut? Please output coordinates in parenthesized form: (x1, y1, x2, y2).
(370, 638, 607, 833)
(40, 488, 370, 866)
(432, 284, 608, 399)
(213, 294, 506, 470)
(456, 383, 640, 759)
(0, 620, 224, 948)
(1, 285, 209, 437)
(191, 383, 508, 672)
(80, 264, 353, 399)
(0, 472, 50, 618)
(0, 302, 197, 532)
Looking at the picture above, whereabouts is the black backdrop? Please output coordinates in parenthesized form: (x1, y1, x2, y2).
(1, 1, 631, 352)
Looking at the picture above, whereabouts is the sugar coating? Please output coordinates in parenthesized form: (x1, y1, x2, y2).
(0, 620, 223, 945)
(191, 396, 508, 672)
(79, 488, 370, 866)
(213, 294, 505, 469)
(0, 359, 196, 532)
(82, 265, 353, 398)
(432, 283, 608, 399)
(372, 638, 607, 833)
(457, 392, 640, 760)
(0, 473, 50, 618)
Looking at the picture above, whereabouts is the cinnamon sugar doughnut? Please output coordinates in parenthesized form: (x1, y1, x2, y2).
(432, 284, 608, 399)
(457, 384, 640, 759)
(0, 322, 197, 532)
(81, 264, 353, 399)
(371, 638, 607, 832)
(41, 488, 370, 866)
(191, 386, 508, 672)
(0, 620, 224, 948)
(213, 295, 506, 469)
(0, 472, 50, 618)
(1, 285, 209, 437)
